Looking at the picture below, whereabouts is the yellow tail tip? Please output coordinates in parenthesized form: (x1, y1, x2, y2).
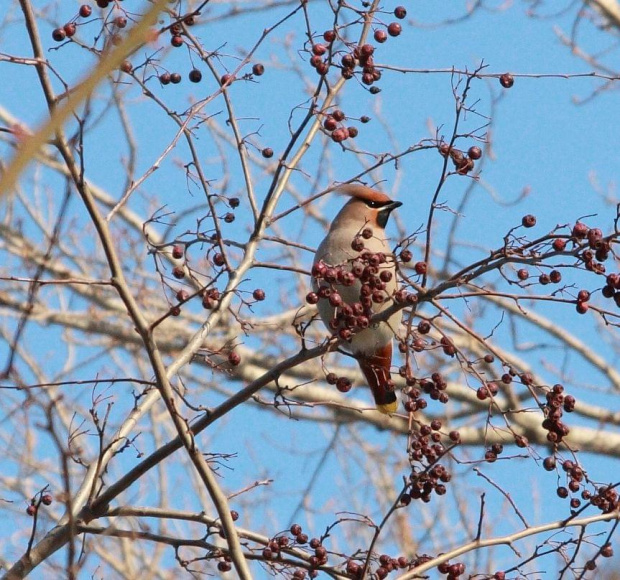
(376, 400, 398, 415)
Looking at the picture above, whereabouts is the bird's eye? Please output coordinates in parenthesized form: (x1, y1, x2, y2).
(366, 200, 389, 209)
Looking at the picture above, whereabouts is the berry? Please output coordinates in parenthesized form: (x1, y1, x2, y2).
(517, 269, 529, 281)
(252, 63, 265, 76)
(41, 493, 53, 505)
(159, 72, 171, 85)
(171, 35, 183, 47)
(552, 238, 566, 251)
(79, 5, 92, 17)
(176, 289, 190, 302)
(543, 456, 556, 471)
(417, 320, 431, 334)
(572, 221, 589, 239)
(217, 562, 232, 572)
(522, 214, 536, 228)
(312, 43, 327, 56)
(468, 146, 482, 159)
(576, 301, 589, 314)
(323, 117, 338, 131)
(306, 292, 319, 305)
(374, 29, 388, 43)
(414, 261, 427, 275)
(331, 128, 347, 143)
(347, 126, 358, 138)
(170, 72, 182, 84)
(213, 253, 225, 267)
(172, 266, 185, 279)
(400, 249, 412, 262)
(387, 22, 402, 36)
(228, 352, 241, 366)
(323, 29, 336, 43)
(499, 73, 514, 88)
(223, 212, 235, 223)
(63, 23, 77, 37)
(52, 28, 66, 42)
(577, 289, 590, 302)
(172, 245, 184, 259)
(114, 16, 127, 28)
(220, 74, 233, 85)
(394, 6, 407, 18)
(262, 147, 274, 158)
(120, 60, 132, 73)
(189, 69, 202, 83)
(26, 505, 36, 516)
(253, 289, 265, 301)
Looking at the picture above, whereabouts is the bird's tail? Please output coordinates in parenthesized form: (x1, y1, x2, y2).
(357, 343, 398, 414)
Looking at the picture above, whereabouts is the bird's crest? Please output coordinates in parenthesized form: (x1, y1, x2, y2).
(336, 183, 392, 205)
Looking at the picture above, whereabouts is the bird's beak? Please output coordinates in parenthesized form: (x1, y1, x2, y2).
(386, 201, 402, 211)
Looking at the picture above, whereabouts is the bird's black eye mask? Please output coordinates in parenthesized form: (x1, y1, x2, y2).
(365, 199, 392, 209)
(373, 200, 402, 228)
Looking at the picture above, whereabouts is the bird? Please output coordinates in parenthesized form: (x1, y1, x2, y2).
(312, 183, 402, 414)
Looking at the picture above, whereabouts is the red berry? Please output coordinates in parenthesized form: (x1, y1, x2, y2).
(336, 377, 351, 393)
(213, 253, 225, 267)
(52, 28, 66, 42)
(576, 301, 589, 314)
(323, 117, 338, 131)
(159, 73, 171, 85)
(171, 35, 183, 47)
(499, 73, 514, 88)
(323, 29, 336, 43)
(252, 63, 265, 76)
(387, 22, 402, 36)
(41, 493, 53, 505)
(262, 147, 274, 158)
(400, 249, 412, 262)
(374, 29, 387, 43)
(577, 289, 590, 302)
(522, 214, 536, 228)
(120, 60, 132, 73)
(79, 5, 92, 17)
(552, 238, 566, 251)
(414, 261, 427, 275)
(572, 221, 589, 239)
(172, 245, 184, 259)
(549, 270, 562, 283)
(394, 6, 407, 18)
(517, 269, 529, 281)
(331, 128, 347, 143)
(312, 43, 327, 56)
(228, 351, 241, 366)
(172, 266, 185, 279)
(347, 126, 358, 138)
(114, 16, 127, 28)
(63, 23, 77, 37)
(220, 74, 233, 85)
(468, 145, 482, 160)
(26, 504, 37, 516)
(188, 69, 202, 83)
(306, 292, 319, 305)
(170, 72, 182, 84)
(253, 289, 266, 301)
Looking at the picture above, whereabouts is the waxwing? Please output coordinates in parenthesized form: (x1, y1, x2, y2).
(312, 183, 402, 413)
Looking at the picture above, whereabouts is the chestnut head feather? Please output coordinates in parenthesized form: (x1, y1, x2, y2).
(330, 184, 402, 232)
